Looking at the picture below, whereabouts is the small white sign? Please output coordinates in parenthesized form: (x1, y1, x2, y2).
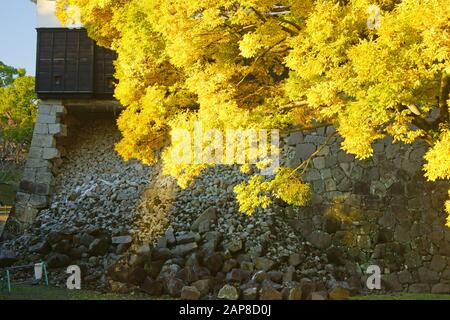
(34, 263, 43, 281)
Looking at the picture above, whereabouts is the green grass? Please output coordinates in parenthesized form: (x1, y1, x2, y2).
(2, 285, 450, 300)
(0, 285, 160, 300)
(350, 293, 450, 300)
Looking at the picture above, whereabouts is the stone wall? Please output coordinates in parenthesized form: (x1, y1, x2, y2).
(1, 110, 450, 298)
(283, 128, 450, 293)
(1, 101, 67, 239)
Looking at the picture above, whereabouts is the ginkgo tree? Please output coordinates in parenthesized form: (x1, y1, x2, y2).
(56, 0, 450, 224)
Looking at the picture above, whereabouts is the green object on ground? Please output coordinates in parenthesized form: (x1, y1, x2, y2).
(1, 261, 49, 293)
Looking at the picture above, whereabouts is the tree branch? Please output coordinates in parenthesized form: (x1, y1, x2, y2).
(278, 101, 309, 110)
(277, 24, 298, 36)
(236, 38, 287, 86)
(397, 104, 434, 144)
(289, 131, 338, 177)
(249, 7, 298, 36)
(281, 123, 332, 134)
(439, 72, 450, 125)
(275, 17, 302, 31)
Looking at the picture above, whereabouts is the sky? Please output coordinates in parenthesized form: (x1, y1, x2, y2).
(0, 0, 37, 76)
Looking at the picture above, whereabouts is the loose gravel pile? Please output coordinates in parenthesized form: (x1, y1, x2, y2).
(0, 117, 356, 299)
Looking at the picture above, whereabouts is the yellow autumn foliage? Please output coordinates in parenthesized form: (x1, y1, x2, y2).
(55, 0, 450, 221)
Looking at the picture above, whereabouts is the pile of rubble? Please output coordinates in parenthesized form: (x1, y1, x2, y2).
(0, 117, 361, 299)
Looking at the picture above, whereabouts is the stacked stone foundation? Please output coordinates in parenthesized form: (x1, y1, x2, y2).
(1, 101, 67, 239)
(283, 129, 450, 293)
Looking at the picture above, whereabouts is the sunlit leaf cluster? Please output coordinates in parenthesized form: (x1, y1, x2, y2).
(56, 0, 450, 220)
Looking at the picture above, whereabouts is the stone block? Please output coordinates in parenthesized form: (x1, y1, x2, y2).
(313, 157, 326, 169)
(27, 147, 43, 159)
(408, 283, 430, 293)
(381, 274, 402, 291)
(14, 204, 39, 224)
(320, 168, 332, 179)
(19, 180, 35, 193)
(304, 135, 326, 144)
(31, 134, 55, 148)
(309, 193, 322, 205)
(43, 147, 60, 160)
(397, 270, 414, 284)
(326, 155, 338, 167)
(38, 104, 52, 115)
(340, 163, 354, 177)
(316, 126, 326, 135)
(38, 101, 65, 115)
(325, 179, 337, 192)
(326, 126, 336, 135)
(36, 113, 58, 124)
(22, 168, 36, 182)
(442, 269, 450, 280)
(29, 194, 49, 209)
(34, 123, 49, 134)
(317, 146, 330, 156)
(48, 123, 67, 136)
(35, 183, 52, 196)
(337, 150, 355, 162)
(353, 180, 370, 195)
(429, 255, 447, 272)
(312, 180, 325, 193)
(337, 177, 352, 192)
(15, 192, 31, 203)
(307, 231, 332, 249)
(36, 171, 54, 186)
(286, 132, 303, 145)
(370, 181, 387, 197)
(394, 225, 411, 243)
(303, 169, 321, 181)
(418, 267, 440, 283)
(401, 159, 420, 175)
(26, 157, 50, 169)
(49, 104, 66, 115)
(294, 143, 316, 161)
(409, 146, 427, 162)
(171, 243, 198, 256)
(36, 165, 53, 174)
(404, 253, 423, 270)
(331, 167, 345, 182)
(431, 283, 450, 294)
(373, 142, 385, 153)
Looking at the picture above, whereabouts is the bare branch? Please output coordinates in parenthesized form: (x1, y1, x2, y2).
(439, 72, 450, 124)
(289, 131, 338, 177)
(275, 17, 302, 31)
(236, 38, 287, 86)
(281, 123, 332, 134)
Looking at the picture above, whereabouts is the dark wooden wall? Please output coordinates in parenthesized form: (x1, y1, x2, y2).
(36, 28, 116, 99)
